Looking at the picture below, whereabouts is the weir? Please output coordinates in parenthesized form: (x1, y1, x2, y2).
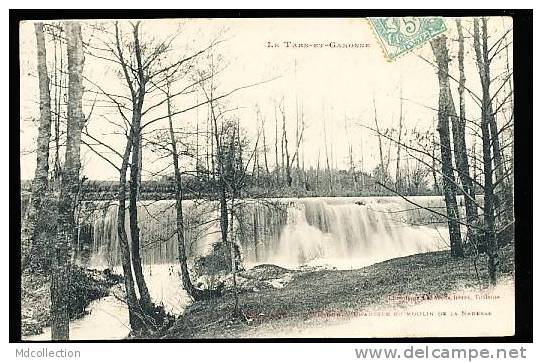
(79, 196, 450, 270)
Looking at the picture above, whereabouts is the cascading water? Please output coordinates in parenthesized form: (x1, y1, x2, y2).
(27, 196, 453, 340)
(82, 200, 220, 269)
(237, 197, 450, 269)
(79, 196, 451, 271)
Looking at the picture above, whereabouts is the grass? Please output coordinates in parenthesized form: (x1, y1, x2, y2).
(166, 244, 514, 339)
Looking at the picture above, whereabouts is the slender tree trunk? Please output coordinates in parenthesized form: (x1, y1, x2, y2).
(373, 97, 386, 185)
(128, 24, 152, 308)
(52, 27, 62, 181)
(482, 19, 514, 225)
(431, 130, 441, 195)
(128, 98, 151, 309)
(395, 86, 403, 191)
(262, 119, 270, 179)
(431, 36, 464, 258)
(230, 194, 240, 316)
(252, 132, 259, 184)
(227, 127, 241, 317)
(112, 21, 146, 332)
(454, 19, 478, 243)
(195, 100, 200, 179)
(474, 18, 498, 284)
(22, 23, 52, 271)
(323, 106, 331, 193)
(345, 115, 357, 184)
(274, 105, 279, 185)
(282, 113, 292, 188)
(301, 104, 307, 189)
(360, 131, 365, 190)
(51, 21, 85, 340)
(205, 110, 210, 181)
(295, 96, 300, 186)
(165, 82, 203, 300)
(280, 122, 285, 183)
(208, 94, 231, 267)
(117, 129, 141, 331)
(315, 149, 320, 191)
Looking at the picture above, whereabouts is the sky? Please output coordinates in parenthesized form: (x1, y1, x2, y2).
(19, 17, 513, 181)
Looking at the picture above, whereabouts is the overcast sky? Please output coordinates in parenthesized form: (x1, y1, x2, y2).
(19, 17, 513, 181)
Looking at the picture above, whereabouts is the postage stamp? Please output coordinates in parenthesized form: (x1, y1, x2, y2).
(368, 17, 447, 61)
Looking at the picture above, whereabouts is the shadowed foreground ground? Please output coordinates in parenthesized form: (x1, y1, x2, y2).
(166, 244, 514, 339)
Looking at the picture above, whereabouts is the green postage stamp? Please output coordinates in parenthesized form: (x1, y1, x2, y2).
(368, 17, 447, 61)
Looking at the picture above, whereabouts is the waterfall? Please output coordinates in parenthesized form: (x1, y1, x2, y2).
(237, 197, 449, 269)
(82, 200, 220, 269)
(79, 196, 450, 270)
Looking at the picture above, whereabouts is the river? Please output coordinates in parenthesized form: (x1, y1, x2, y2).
(27, 195, 454, 340)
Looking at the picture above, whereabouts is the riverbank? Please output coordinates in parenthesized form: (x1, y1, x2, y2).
(21, 267, 122, 336)
(166, 244, 514, 338)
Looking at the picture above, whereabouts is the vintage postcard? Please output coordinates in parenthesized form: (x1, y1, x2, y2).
(15, 13, 526, 341)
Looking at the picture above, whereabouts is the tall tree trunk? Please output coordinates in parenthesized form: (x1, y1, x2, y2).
(431, 130, 441, 195)
(228, 127, 241, 317)
(113, 21, 145, 332)
(22, 23, 52, 271)
(117, 129, 141, 331)
(205, 109, 210, 181)
(209, 95, 231, 267)
(474, 18, 498, 284)
(301, 104, 307, 190)
(282, 114, 292, 188)
(454, 19, 478, 243)
(373, 97, 386, 186)
(262, 119, 270, 180)
(295, 96, 300, 186)
(230, 194, 240, 316)
(345, 115, 357, 185)
(482, 19, 514, 225)
(51, 21, 85, 340)
(315, 149, 320, 191)
(252, 131, 259, 184)
(274, 105, 279, 185)
(359, 131, 365, 190)
(52, 27, 62, 182)
(195, 100, 200, 179)
(165, 82, 203, 301)
(430, 36, 464, 258)
(395, 86, 403, 191)
(323, 106, 331, 193)
(128, 24, 152, 308)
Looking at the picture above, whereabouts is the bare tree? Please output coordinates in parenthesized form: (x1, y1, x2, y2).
(162, 74, 204, 300)
(473, 18, 498, 284)
(51, 21, 85, 340)
(373, 97, 387, 186)
(395, 85, 403, 191)
(274, 104, 280, 185)
(279, 100, 292, 187)
(430, 35, 464, 258)
(453, 19, 478, 243)
(260, 112, 270, 179)
(21, 23, 52, 271)
(126, 22, 153, 308)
